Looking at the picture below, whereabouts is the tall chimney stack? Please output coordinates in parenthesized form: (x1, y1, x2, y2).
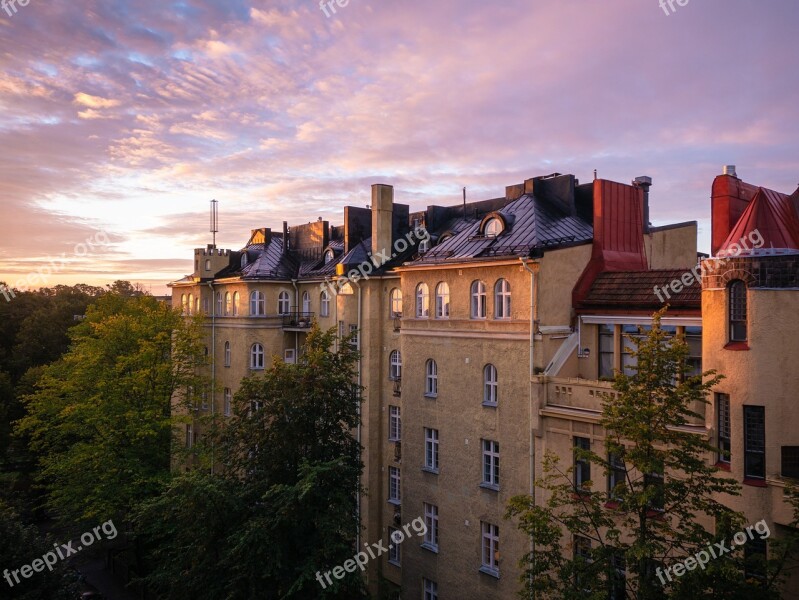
(371, 184, 394, 262)
(282, 221, 289, 252)
(633, 176, 653, 234)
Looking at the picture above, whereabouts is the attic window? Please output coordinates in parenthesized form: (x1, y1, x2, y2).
(484, 218, 503, 238)
(419, 239, 430, 254)
(241, 254, 248, 269)
(324, 249, 335, 264)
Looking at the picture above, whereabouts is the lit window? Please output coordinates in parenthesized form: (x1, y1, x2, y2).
(389, 406, 401, 441)
(320, 290, 330, 317)
(278, 291, 290, 315)
(481, 522, 500, 575)
(423, 504, 439, 551)
(729, 280, 747, 342)
(232, 292, 239, 316)
(425, 359, 438, 397)
(482, 439, 500, 488)
(435, 282, 450, 318)
(302, 291, 311, 315)
(494, 279, 511, 319)
(416, 283, 430, 318)
(195, 296, 200, 314)
(224, 341, 231, 367)
(389, 350, 402, 381)
(471, 281, 486, 319)
(187, 294, 193, 315)
(484, 217, 503, 237)
(224, 388, 232, 417)
(224, 292, 231, 316)
(250, 290, 265, 316)
(483, 364, 498, 405)
(390, 288, 403, 318)
(250, 343, 265, 370)
(425, 428, 439, 471)
(388, 466, 401, 503)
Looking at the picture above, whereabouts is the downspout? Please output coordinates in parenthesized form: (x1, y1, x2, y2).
(352, 279, 363, 552)
(520, 257, 538, 599)
(291, 279, 299, 357)
(206, 281, 216, 473)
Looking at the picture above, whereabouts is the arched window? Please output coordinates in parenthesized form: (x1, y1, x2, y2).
(224, 341, 231, 367)
(390, 350, 402, 380)
(216, 291, 223, 316)
(224, 292, 231, 316)
(232, 292, 239, 316)
(241, 253, 248, 269)
(250, 290, 265, 316)
(483, 364, 498, 405)
(471, 281, 487, 319)
(205, 259, 211, 271)
(187, 294, 193, 315)
(416, 283, 430, 318)
(435, 282, 450, 319)
(278, 291, 291, 315)
(484, 217, 503, 237)
(324, 249, 335, 264)
(495, 279, 511, 319)
(729, 280, 747, 342)
(181, 294, 188, 314)
(320, 290, 330, 317)
(302, 291, 311, 315)
(390, 288, 403, 318)
(195, 296, 200, 314)
(250, 343, 265, 370)
(425, 359, 438, 396)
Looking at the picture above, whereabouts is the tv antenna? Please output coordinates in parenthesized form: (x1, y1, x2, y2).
(210, 199, 219, 248)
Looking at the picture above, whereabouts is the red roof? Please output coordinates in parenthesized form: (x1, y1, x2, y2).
(718, 187, 799, 255)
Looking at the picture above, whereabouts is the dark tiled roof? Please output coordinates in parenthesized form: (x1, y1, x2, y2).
(580, 270, 701, 310)
(240, 239, 297, 280)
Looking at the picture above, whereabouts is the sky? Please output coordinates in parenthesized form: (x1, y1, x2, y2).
(0, 0, 797, 295)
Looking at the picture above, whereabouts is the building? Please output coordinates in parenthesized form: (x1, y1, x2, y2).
(169, 167, 799, 598)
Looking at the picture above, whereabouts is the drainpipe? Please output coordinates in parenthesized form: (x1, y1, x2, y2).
(291, 279, 299, 356)
(351, 279, 363, 552)
(520, 257, 538, 599)
(206, 282, 216, 473)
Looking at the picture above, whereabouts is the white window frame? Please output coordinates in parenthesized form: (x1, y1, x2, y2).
(389, 350, 402, 381)
(423, 503, 439, 552)
(389, 405, 401, 441)
(224, 292, 231, 316)
(216, 291, 223, 316)
(388, 466, 401, 504)
(494, 279, 511, 319)
(425, 428, 439, 472)
(481, 521, 500, 575)
(232, 291, 239, 316)
(302, 291, 311, 314)
(320, 290, 330, 317)
(224, 388, 232, 417)
(482, 439, 500, 488)
(390, 288, 403, 318)
(425, 359, 438, 397)
(423, 578, 438, 600)
(278, 291, 291, 315)
(250, 343, 265, 370)
(435, 282, 450, 319)
(250, 290, 265, 316)
(483, 364, 498, 406)
(416, 283, 430, 318)
(471, 280, 487, 319)
(388, 527, 401, 565)
(224, 341, 231, 367)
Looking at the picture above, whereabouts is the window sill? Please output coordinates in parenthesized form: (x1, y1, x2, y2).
(482, 402, 498, 408)
(743, 478, 767, 488)
(714, 461, 731, 471)
(388, 499, 402, 506)
(420, 543, 439, 554)
(388, 437, 400, 443)
(424, 393, 438, 399)
(724, 341, 750, 351)
(479, 566, 500, 579)
(422, 467, 439, 475)
(388, 559, 401, 568)
(480, 483, 500, 492)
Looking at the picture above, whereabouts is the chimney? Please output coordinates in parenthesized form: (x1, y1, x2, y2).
(723, 165, 737, 177)
(505, 183, 525, 201)
(371, 184, 394, 261)
(282, 221, 289, 252)
(633, 176, 652, 233)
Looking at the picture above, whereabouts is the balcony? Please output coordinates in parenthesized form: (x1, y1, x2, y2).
(282, 311, 315, 331)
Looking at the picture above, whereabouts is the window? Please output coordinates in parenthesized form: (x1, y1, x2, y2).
(388, 528, 401, 565)
(195, 296, 200, 314)
(482, 439, 500, 488)
(216, 291, 223, 316)
(481, 522, 500, 575)
(187, 294, 193, 315)
(717, 393, 731, 464)
(425, 359, 438, 397)
(250, 290, 265, 315)
(302, 291, 311, 314)
(389, 406, 401, 441)
(729, 280, 747, 342)
(494, 279, 511, 319)
(250, 343, 265, 370)
(202, 297, 209, 314)
(181, 294, 188, 314)
(574, 536, 592, 589)
(435, 282, 450, 318)
(645, 464, 665, 511)
(232, 292, 239, 316)
(185, 424, 193, 448)
(484, 217, 503, 237)
(621, 325, 650, 376)
(224, 292, 231, 316)
(471, 280, 487, 318)
(684, 326, 702, 377)
(389, 350, 402, 380)
(349, 324, 359, 348)
(205, 258, 211, 271)
(278, 291, 291, 315)
(423, 578, 438, 600)
(284, 349, 296, 364)
(744, 405, 766, 479)
(389, 288, 403, 317)
(224, 341, 231, 367)
(574, 437, 591, 491)
(782, 447, 799, 479)
(416, 283, 430, 318)
(241, 253, 248, 269)
(324, 249, 335, 264)
(419, 238, 430, 254)
(483, 364, 498, 405)
(599, 324, 614, 379)
(609, 552, 626, 600)
(388, 466, 401, 503)
(745, 537, 767, 581)
(200, 390, 208, 410)
(425, 428, 439, 472)
(224, 388, 232, 416)
(423, 503, 439, 551)
(320, 290, 330, 317)
(608, 450, 626, 500)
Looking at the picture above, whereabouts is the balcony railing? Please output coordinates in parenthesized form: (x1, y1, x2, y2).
(282, 312, 315, 330)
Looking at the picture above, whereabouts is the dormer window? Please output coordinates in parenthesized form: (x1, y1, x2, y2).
(241, 253, 248, 269)
(324, 249, 335, 264)
(484, 217, 503, 238)
(419, 239, 430, 254)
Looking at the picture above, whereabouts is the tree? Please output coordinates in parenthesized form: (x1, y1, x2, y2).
(15, 294, 207, 524)
(507, 310, 794, 599)
(134, 324, 367, 600)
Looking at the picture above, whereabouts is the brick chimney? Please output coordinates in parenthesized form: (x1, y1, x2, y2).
(371, 184, 394, 260)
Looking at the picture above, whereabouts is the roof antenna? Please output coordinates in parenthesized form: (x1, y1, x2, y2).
(593, 169, 598, 181)
(210, 199, 219, 249)
(463, 187, 466, 217)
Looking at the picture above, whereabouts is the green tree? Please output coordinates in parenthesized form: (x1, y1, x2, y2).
(15, 293, 207, 524)
(135, 324, 367, 600)
(507, 310, 793, 599)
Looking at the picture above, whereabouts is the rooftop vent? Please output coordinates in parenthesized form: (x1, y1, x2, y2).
(723, 165, 737, 177)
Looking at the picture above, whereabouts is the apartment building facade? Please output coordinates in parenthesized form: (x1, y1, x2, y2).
(170, 168, 799, 598)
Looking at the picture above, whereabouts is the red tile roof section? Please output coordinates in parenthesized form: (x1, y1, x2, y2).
(719, 187, 799, 254)
(579, 270, 701, 313)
